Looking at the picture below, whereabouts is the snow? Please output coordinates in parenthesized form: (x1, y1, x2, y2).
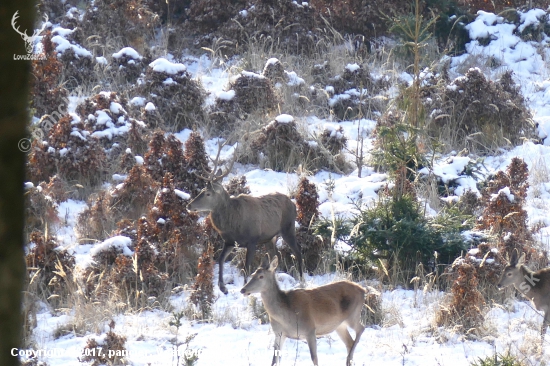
(241, 71, 265, 79)
(144, 102, 156, 112)
(89, 235, 134, 258)
(22, 8, 550, 366)
(491, 186, 515, 202)
(285, 71, 305, 86)
(174, 189, 191, 200)
(149, 58, 186, 74)
(130, 97, 146, 106)
(112, 47, 142, 60)
(51, 35, 92, 58)
(275, 114, 294, 123)
(345, 63, 361, 72)
(95, 56, 108, 65)
(217, 90, 236, 101)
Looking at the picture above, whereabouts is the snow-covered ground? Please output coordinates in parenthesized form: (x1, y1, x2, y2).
(23, 8, 550, 366)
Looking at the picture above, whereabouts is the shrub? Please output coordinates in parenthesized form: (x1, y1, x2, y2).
(425, 69, 533, 154)
(190, 243, 215, 318)
(29, 114, 108, 186)
(111, 47, 149, 86)
(52, 27, 95, 89)
(194, 0, 318, 56)
(81, 320, 128, 366)
(30, 30, 68, 118)
(77, 91, 149, 165)
(26, 231, 75, 308)
(81, 0, 159, 51)
(326, 63, 387, 121)
(110, 165, 159, 221)
(469, 351, 524, 366)
(24, 183, 59, 239)
(349, 175, 469, 283)
(251, 115, 318, 172)
(292, 177, 325, 273)
(130, 59, 206, 132)
(477, 158, 545, 265)
(435, 255, 485, 331)
(77, 191, 114, 241)
(210, 71, 277, 133)
(370, 110, 428, 179)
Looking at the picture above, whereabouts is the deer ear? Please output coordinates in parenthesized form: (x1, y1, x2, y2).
(510, 249, 518, 266)
(518, 252, 526, 266)
(261, 254, 270, 269)
(269, 256, 278, 271)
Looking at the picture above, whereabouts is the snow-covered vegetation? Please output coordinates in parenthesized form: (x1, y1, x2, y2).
(22, 0, 550, 365)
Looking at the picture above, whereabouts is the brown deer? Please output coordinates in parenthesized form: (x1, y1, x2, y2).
(241, 254, 365, 366)
(187, 146, 302, 295)
(497, 249, 550, 342)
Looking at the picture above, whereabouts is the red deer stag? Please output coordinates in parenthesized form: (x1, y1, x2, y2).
(187, 148, 303, 295)
(241, 254, 365, 366)
(497, 249, 550, 343)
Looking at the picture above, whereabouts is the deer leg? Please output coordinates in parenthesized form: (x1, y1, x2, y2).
(217, 241, 234, 295)
(347, 321, 365, 366)
(281, 226, 303, 279)
(271, 332, 286, 366)
(335, 324, 354, 354)
(243, 242, 257, 285)
(305, 331, 318, 366)
(542, 311, 549, 344)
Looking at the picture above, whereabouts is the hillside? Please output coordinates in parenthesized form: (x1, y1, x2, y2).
(19, 1, 550, 365)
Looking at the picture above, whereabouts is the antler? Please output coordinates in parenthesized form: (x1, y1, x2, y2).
(194, 140, 238, 183)
(11, 11, 29, 40)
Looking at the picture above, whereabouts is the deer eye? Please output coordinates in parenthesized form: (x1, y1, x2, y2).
(259, 275, 264, 279)
(206, 193, 211, 197)
(507, 273, 512, 276)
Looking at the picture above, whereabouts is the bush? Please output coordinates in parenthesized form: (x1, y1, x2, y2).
(30, 31, 68, 118)
(190, 243, 214, 318)
(210, 70, 277, 133)
(470, 351, 524, 366)
(251, 115, 318, 172)
(28, 114, 108, 186)
(81, 320, 128, 366)
(26, 231, 75, 308)
(435, 254, 485, 331)
(477, 158, 546, 265)
(77, 91, 149, 164)
(130, 58, 206, 132)
(349, 175, 469, 283)
(425, 68, 533, 154)
(81, 0, 159, 51)
(326, 63, 388, 121)
(192, 0, 319, 56)
(370, 110, 428, 179)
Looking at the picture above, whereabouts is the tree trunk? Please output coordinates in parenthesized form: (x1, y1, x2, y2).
(0, 1, 33, 365)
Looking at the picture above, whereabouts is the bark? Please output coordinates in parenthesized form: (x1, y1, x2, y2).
(0, 1, 33, 365)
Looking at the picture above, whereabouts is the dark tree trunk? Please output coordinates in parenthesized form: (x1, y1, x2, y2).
(0, 1, 33, 365)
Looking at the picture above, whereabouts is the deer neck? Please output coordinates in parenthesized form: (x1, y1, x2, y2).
(209, 191, 231, 227)
(515, 265, 538, 297)
(260, 274, 289, 318)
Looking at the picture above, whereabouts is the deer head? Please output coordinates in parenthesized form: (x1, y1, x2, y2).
(12, 11, 48, 54)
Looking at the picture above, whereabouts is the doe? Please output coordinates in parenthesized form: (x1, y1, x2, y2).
(241, 254, 366, 366)
(497, 249, 550, 342)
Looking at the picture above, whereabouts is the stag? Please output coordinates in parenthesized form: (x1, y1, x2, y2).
(497, 249, 550, 343)
(187, 146, 303, 295)
(12, 11, 48, 54)
(241, 254, 366, 366)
